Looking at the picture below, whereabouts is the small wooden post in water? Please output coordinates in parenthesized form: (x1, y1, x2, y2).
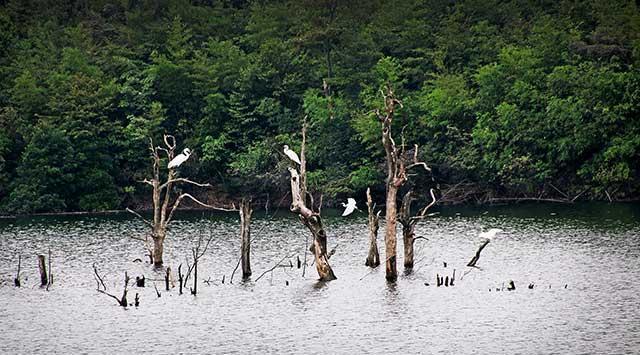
(14, 255, 21, 287)
(38, 254, 48, 287)
(240, 198, 253, 279)
(47, 248, 52, 290)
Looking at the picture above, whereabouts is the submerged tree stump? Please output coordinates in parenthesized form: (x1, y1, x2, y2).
(365, 188, 381, 268)
(37, 255, 48, 287)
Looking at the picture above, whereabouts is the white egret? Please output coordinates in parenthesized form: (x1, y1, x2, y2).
(341, 198, 358, 216)
(479, 228, 503, 241)
(168, 148, 191, 169)
(283, 145, 301, 165)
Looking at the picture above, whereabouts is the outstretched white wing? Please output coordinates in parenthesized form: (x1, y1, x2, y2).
(479, 228, 503, 241)
(342, 198, 357, 216)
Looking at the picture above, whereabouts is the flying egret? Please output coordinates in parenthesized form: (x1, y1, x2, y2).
(168, 148, 191, 169)
(341, 198, 358, 216)
(283, 145, 301, 165)
(479, 228, 503, 241)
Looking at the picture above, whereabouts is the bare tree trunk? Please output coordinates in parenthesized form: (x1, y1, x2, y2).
(128, 135, 235, 267)
(384, 186, 398, 281)
(374, 85, 432, 281)
(153, 230, 165, 267)
(289, 168, 336, 281)
(38, 254, 48, 287)
(400, 191, 415, 269)
(365, 188, 380, 267)
(287, 119, 336, 281)
(191, 258, 198, 295)
(240, 198, 253, 279)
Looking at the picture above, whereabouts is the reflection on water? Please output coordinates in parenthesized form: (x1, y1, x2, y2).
(0, 203, 639, 354)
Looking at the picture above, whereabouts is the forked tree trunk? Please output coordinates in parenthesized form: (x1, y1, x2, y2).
(128, 135, 235, 268)
(287, 118, 336, 281)
(289, 167, 336, 281)
(365, 188, 380, 268)
(240, 198, 253, 278)
(375, 85, 431, 281)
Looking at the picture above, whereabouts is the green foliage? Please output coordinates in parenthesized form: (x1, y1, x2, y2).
(1, 0, 639, 213)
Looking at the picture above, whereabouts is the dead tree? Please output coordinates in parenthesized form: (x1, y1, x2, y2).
(240, 198, 253, 279)
(374, 85, 430, 282)
(94, 265, 130, 307)
(365, 188, 381, 267)
(177, 232, 214, 295)
(288, 120, 336, 281)
(398, 188, 436, 269)
(127, 134, 235, 267)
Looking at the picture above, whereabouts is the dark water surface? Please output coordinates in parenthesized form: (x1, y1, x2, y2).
(1, 203, 639, 354)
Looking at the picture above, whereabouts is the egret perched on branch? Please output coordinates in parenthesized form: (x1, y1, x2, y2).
(341, 198, 358, 216)
(283, 145, 301, 165)
(168, 148, 191, 169)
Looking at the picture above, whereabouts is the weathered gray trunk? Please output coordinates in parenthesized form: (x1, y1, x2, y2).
(399, 191, 416, 270)
(153, 230, 165, 267)
(289, 167, 336, 281)
(403, 225, 415, 269)
(384, 185, 398, 281)
(240, 199, 253, 279)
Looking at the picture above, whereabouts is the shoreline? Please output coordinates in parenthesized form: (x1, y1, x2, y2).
(1, 198, 638, 219)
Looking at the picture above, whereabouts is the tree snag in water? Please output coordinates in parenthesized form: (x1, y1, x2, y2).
(287, 119, 336, 281)
(398, 188, 437, 270)
(14, 255, 21, 287)
(374, 85, 431, 281)
(365, 187, 381, 268)
(94, 266, 131, 307)
(127, 134, 235, 267)
(467, 239, 490, 267)
(240, 198, 253, 279)
(37, 254, 48, 287)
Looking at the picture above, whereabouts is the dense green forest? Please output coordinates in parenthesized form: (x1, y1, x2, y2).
(0, 0, 638, 214)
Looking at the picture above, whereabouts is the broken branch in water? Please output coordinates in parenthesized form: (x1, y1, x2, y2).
(467, 239, 490, 267)
(255, 254, 296, 282)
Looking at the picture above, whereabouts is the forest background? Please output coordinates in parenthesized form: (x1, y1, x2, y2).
(0, 0, 638, 214)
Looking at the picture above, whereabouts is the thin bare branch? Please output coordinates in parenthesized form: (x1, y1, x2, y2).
(406, 162, 431, 172)
(126, 208, 153, 227)
(166, 193, 237, 226)
(255, 254, 296, 282)
(160, 178, 212, 190)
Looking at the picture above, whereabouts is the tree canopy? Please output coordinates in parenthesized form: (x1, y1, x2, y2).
(0, 0, 638, 213)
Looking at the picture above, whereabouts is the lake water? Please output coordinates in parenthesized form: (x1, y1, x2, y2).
(0, 203, 639, 354)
